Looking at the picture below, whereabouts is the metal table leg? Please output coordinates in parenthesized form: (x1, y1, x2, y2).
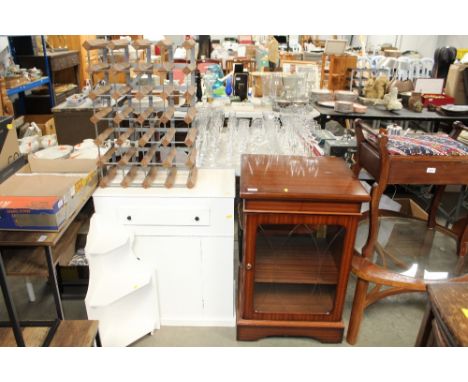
(0, 250, 25, 346)
(45, 246, 65, 320)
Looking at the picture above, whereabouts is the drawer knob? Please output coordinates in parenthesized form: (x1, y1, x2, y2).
(246, 263, 252, 270)
(194, 216, 200, 222)
(127, 216, 132, 221)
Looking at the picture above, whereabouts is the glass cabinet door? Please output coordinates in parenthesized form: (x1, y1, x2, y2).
(252, 223, 346, 316)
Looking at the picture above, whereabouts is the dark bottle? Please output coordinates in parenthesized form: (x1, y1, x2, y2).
(195, 69, 203, 102)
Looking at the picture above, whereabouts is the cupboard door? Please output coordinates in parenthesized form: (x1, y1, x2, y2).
(133, 236, 203, 324)
(200, 237, 235, 325)
(243, 213, 352, 321)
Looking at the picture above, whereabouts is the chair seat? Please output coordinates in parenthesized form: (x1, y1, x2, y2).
(369, 134, 468, 156)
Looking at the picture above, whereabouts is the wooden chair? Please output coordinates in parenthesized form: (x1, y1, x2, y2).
(347, 120, 468, 344)
(320, 54, 357, 91)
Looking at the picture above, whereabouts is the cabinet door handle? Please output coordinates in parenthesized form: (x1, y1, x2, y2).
(246, 263, 252, 270)
(194, 216, 200, 222)
(127, 216, 132, 221)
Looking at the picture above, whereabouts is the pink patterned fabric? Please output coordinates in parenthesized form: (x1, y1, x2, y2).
(368, 134, 468, 156)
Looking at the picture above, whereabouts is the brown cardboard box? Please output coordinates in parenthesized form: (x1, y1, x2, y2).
(394, 198, 428, 221)
(0, 157, 97, 231)
(22, 114, 56, 135)
(445, 63, 468, 105)
(0, 122, 21, 171)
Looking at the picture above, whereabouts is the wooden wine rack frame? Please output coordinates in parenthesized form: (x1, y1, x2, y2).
(84, 37, 199, 189)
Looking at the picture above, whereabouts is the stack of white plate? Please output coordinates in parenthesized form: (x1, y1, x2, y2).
(310, 89, 334, 103)
(335, 90, 358, 102)
(33, 145, 74, 159)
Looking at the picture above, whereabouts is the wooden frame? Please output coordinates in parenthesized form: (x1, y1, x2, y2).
(347, 120, 468, 345)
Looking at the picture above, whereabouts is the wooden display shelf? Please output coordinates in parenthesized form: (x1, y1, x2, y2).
(255, 243, 339, 285)
(253, 284, 336, 315)
(0, 320, 99, 347)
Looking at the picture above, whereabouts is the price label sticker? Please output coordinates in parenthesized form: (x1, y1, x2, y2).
(37, 235, 47, 242)
(247, 188, 258, 192)
(426, 167, 436, 174)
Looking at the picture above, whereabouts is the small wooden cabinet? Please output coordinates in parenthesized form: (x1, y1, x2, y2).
(237, 155, 369, 343)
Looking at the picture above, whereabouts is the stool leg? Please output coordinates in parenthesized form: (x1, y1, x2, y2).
(415, 303, 434, 346)
(346, 278, 369, 345)
(458, 221, 468, 257)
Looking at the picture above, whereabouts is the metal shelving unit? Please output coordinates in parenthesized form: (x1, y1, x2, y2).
(6, 76, 50, 97)
(7, 36, 54, 115)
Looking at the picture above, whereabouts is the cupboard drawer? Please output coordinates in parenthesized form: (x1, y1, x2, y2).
(93, 196, 234, 237)
(118, 206, 210, 227)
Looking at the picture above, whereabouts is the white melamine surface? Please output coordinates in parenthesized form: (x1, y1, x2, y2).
(93, 169, 235, 199)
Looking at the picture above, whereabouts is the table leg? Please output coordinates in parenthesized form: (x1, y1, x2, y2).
(44, 246, 65, 320)
(0, 250, 25, 346)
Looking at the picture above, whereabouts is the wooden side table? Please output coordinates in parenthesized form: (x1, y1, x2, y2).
(416, 283, 468, 347)
(237, 155, 369, 343)
(0, 196, 99, 347)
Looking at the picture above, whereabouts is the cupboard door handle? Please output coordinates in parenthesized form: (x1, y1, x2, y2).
(194, 216, 200, 222)
(127, 216, 132, 221)
(246, 263, 252, 270)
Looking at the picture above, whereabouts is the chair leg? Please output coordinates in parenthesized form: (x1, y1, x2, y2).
(346, 277, 369, 345)
(361, 182, 386, 259)
(352, 161, 361, 178)
(428, 185, 445, 229)
(458, 220, 468, 257)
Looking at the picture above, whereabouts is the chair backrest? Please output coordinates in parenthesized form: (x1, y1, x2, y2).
(396, 57, 411, 81)
(421, 57, 434, 78)
(370, 55, 385, 69)
(409, 59, 423, 80)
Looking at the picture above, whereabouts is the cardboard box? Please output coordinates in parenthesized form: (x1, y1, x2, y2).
(21, 115, 56, 136)
(394, 198, 428, 221)
(0, 157, 97, 231)
(421, 93, 455, 107)
(445, 64, 468, 105)
(1, 117, 21, 172)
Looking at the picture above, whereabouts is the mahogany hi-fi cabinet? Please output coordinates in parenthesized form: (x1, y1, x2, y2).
(237, 154, 369, 343)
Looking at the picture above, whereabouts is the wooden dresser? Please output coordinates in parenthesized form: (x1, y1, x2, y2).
(237, 154, 369, 343)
